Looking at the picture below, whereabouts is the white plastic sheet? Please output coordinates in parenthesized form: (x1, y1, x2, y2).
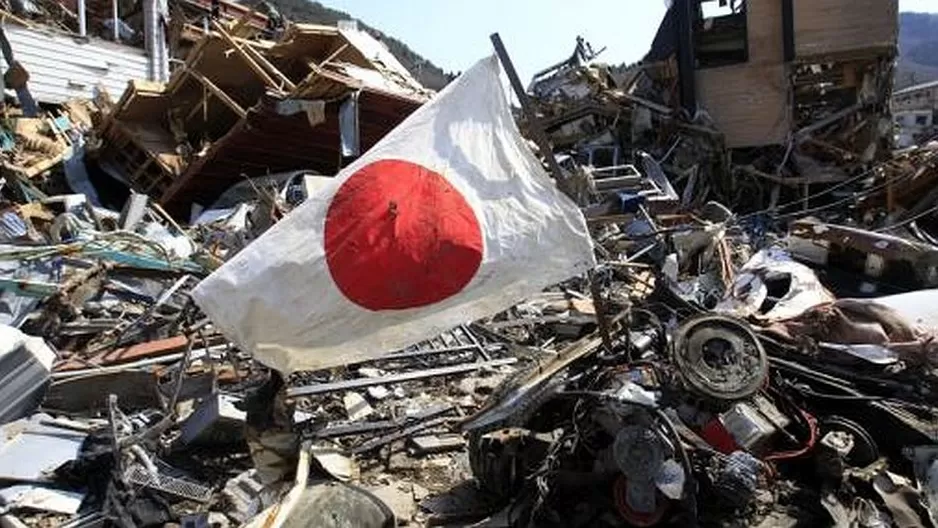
(716, 248, 835, 321)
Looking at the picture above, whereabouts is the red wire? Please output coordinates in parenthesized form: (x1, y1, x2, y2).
(763, 408, 818, 462)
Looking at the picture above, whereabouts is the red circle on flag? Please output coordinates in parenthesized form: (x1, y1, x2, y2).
(324, 159, 484, 311)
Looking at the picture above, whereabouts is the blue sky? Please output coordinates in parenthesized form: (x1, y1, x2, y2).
(325, 0, 938, 85)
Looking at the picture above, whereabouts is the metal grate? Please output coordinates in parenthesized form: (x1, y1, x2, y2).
(124, 463, 213, 503)
(389, 324, 490, 361)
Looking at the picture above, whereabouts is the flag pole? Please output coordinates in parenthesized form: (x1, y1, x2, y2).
(489, 33, 614, 352)
(489, 33, 571, 195)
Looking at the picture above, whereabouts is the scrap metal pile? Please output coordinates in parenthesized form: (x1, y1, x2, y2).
(0, 3, 937, 528)
(1, 103, 938, 528)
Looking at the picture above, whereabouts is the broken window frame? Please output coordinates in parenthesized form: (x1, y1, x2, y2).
(694, 0, 750, 70)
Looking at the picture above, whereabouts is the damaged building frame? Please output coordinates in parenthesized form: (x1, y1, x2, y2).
(640, 0, 899, 205)
(93, 20, 429, 219)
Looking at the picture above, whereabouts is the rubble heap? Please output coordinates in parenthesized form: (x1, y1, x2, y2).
(0, 1, 936, 528)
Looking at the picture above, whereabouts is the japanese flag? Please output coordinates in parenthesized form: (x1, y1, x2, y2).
(191, 56, 595, 373)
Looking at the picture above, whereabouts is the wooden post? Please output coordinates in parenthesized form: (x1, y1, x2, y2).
(211, 21, 296, 92)
(241, 40, 297, 92)
(489, 33, 570, 196)
(210, 21, 281, 91)
(490, 33, 612, 351)
(186, 69, 248, 119)
(588, 270, 614, 352)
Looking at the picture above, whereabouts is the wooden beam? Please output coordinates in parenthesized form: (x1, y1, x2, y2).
(241, 39, 296, 91)
(210, 20, 280, 91)
(185, 87, 209, 123)
(129, 157, 155, 183)
(318, 42, 349, 68)
(210, 21, 295, 92)
(185, 68, 247, 119)
(185, 99, 204, 122)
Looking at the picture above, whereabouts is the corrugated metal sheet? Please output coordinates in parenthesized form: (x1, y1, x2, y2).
(0, 23, 151, 104)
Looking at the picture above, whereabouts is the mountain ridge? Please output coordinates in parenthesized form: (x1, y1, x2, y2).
(897, 12, 938, 89)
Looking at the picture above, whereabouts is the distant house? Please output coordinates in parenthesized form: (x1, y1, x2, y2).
(892, 81, 938, 147)
(893, 80, 938, 113)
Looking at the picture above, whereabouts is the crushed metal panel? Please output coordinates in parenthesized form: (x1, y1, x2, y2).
(788, 218, 938, 286)
(715, 248, 836, 322)
(0, 415, 86, 482)
(178, 393, 247, 445)
(124, 463, 213, 502)
(0, 23, 150, 104)
(0, 484, 84, 514)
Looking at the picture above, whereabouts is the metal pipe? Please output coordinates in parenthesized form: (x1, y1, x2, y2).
(142, 0, 168, 81)
(112, 0, 119, 41)
(286, 358, 518, 397)
(78, 0, 87, 37)
(49, 344, 230, 379)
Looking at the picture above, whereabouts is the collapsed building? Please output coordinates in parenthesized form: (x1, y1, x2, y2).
(529, 0, 899, 214)
(92, 19, 429, 218)
(893, 80, 938, 148)
(0, 0, 429, 221)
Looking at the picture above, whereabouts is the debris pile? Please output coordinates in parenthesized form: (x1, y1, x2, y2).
(529, 0, 901, 218)
(92, 19, 430, 218)
(0, 1, 937, 527)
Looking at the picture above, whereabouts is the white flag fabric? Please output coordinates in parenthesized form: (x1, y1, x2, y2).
(191, 55, 596, 373)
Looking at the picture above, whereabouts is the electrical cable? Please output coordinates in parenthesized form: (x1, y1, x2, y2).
(744, 168, 915, 223)
(910, 221, 938, 246)
(875, 202, 938, 233)
(736, 160, 889, 221)
(763, 408, 818, 462)
(735, 149, 938, 222)
(791, 383, 886, 401)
